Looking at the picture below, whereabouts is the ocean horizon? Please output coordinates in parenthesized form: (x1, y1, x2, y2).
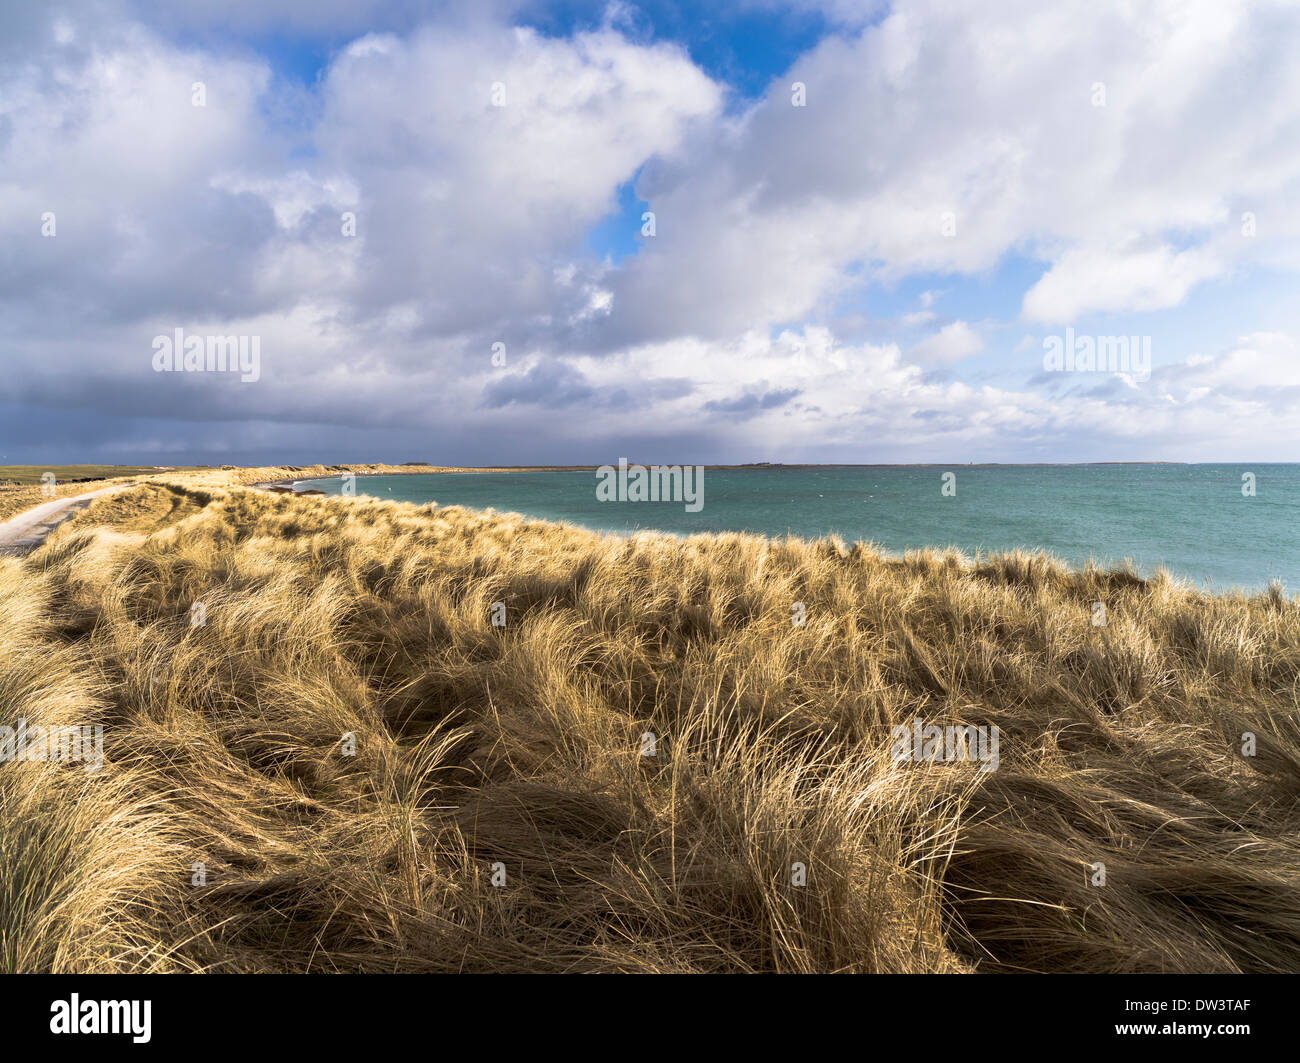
(305, 462, 1299, 593)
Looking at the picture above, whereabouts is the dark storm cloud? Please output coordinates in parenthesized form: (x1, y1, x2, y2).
(704, 387, 802, 416)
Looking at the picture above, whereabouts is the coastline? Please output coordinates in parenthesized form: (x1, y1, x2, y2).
(256, 460, 1200, 492)
(227, 467, 1294, 598)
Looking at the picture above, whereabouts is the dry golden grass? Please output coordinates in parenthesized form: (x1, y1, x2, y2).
(69, 483, 203, 532)
(2, 477, 1299, 972)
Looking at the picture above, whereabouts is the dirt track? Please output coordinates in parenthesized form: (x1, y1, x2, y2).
(0, 484, 131, 556)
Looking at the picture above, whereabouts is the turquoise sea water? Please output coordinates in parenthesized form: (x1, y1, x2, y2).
(304, 464, 1300, 592)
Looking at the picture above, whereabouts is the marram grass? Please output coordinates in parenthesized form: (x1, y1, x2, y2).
(2, 479, 1299, 973)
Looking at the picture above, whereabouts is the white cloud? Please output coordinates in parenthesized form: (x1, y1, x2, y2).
(907, 321, 983, 365)
(1021, 245, 1224, 322)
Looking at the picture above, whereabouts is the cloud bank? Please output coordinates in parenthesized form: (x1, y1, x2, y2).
(1, 0, 1298, 463)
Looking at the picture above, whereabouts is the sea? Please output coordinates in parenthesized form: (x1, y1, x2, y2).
(302, 464, 1300, 593)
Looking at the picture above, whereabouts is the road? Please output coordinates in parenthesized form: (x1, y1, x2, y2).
(0, 484, 132, 556)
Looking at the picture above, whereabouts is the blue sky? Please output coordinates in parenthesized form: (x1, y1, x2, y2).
(522, 0, 835, 97)
(1, 0, 1298, 466)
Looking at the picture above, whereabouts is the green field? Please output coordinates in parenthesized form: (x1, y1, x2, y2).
(0, 465, 203, 485)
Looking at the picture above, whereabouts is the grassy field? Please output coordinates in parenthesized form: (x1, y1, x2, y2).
(2, 474, 1299, 972)
(0, 464, 205, 485)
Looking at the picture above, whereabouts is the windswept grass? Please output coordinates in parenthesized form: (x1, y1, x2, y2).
(1, 479, 1299, 972)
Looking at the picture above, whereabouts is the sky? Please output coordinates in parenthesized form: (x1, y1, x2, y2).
(2, 0, 1299, 466)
